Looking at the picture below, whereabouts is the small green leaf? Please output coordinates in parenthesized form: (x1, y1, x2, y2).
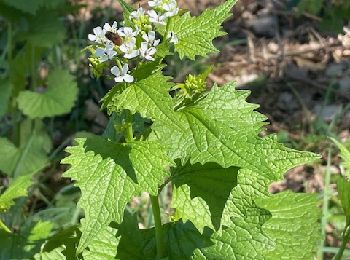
(0, 122, 51, 177)
(62, 136, 173, 252)
(17, 69, 78, 119)
(0, 175, 33, 212)
(34, 247, 66, 260)
(28, 221, 53, 242)
(167, 0, 237, 59)
(331, 137, 350, 178)
(337, 178, 350, 217)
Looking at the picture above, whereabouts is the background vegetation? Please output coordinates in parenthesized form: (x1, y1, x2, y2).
(0, 0, 349, 258)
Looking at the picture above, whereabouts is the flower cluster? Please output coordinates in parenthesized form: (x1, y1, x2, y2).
(87, 0, 179, 83)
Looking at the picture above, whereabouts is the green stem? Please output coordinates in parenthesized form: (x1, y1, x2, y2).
(124, 111, 133, 142)
(319, 149, 332, 260)
(150, 195, 166, 259)
(335, 219, 350, 260)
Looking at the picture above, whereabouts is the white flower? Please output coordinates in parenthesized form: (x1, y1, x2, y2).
(167, 31, 178, 44)
(120, 41, 139, 59)
(130, 7, 145, 20)
(117, 27, 139, 44)
(95, 42, 117, 62)
(148, 0, 162, 8)
(148, 10, 167, 25)
(111, 64, 134, 83)
(163, 0, 179, 17)
(139, 42, 157, 61)
(103, 21, 118, 33)
(142, 31, 160, 47)
(88, 26, 106, 43)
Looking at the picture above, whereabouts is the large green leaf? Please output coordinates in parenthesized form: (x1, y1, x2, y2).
(171, 162, 239, 232)
(1, 0, 65, 15)
(110, 73, 318, 177)
(167, 0, 237, 59)
(17, 11, 66, 47)
(256, 192, 321, 259)
(111, 191, 320, 260)
(82, 227, 119, 260)
(9, 44, 43, 97)
(1, 0, 45, 15)
(17, 69, 78, 119)
(62, 136, 173, 252)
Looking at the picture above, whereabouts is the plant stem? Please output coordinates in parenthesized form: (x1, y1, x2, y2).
(318, 149, 332, 260)
(335, 218, 350, 260)
(150, 195, 166, 259)
(124, 111, 133, 142)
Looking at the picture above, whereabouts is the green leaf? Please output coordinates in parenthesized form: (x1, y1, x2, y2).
(331, 137, 350, 178)
(17, 11, 66, 47)
(82, 227, 119, 260)
(111, 74, 318, 177)
(62, 136, 173, 252)
(34, 247, 66, 260)
(0, 80, 12, 117)
(115, 211, 213, 259)
(171, 162, 239, 232)
(17, 69, 78, 119)
(297, 0, 323, 15)
(1, 0, 45, 15)
(9, 44, 43, 97)
(167, 0, 237, 59)
(337, 178, 350, 217)
(117, 0, 134, 27)
(0, 175, 33, 213)
(27, 221, 53, 242)
(256, 192, 321, 259)
(0, 122, 51, 177)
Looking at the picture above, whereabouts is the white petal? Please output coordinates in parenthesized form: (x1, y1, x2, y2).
(107, 50, 117, 59)
(122, 64, 129, 75)
(119, 44, 128, 53)
(123, 74, 134, 83)
(103, 23, 111, 32)
(111, 66, 121, 77)
(145, 55, 155, 61)
(117, 27, 126, 36)
(148, 47, 157, 56)
(93, 26, 103, 35)
(148, 31, 156, 41)
(88, 34, 96, 41)
(100, 55, 108, 62)
(95, 48, 105, 57)
(154, 39, 160, 46)
(147, 10, 158, 19)
(114, 76, 124, 82)
(140, 42, 148, 52)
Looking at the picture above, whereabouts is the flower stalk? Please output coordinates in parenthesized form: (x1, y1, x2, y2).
(150, 194, 166, 259)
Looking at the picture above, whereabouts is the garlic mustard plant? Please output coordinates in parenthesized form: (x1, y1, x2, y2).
(53, 0, 322, 258)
